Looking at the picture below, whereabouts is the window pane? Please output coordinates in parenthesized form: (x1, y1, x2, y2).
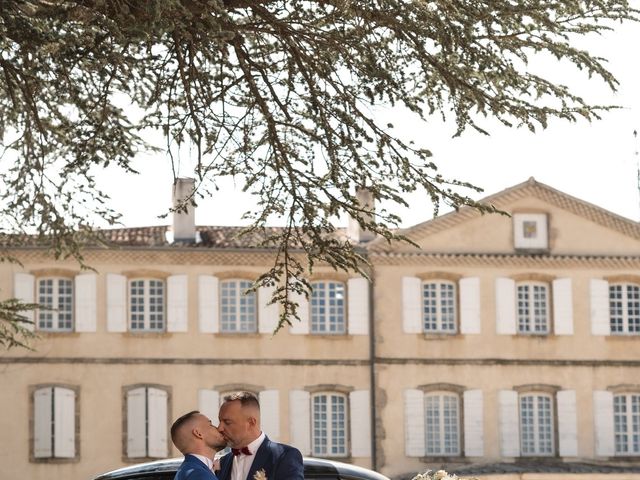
(312, 393, 347, 457)
(520, 394, 553, 455)
(425, 394, 459, 456)
(423, 282, 456, 333)
(220, 280, 256, 333)
(37, 278, 73, 332)
(518, 283, 549, 334)
(311, 282, 345, 334)
(610, 284, 640, 335)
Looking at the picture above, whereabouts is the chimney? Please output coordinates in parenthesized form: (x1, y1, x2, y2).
(172, 177, 196, 242)
(347, 187, 376, 243)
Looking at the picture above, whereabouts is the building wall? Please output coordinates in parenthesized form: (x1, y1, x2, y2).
(2, 183, 640, 480)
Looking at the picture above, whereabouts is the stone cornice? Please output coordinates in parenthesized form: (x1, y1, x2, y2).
(369, 252, 640, 268)
(3, 356, 640, 367)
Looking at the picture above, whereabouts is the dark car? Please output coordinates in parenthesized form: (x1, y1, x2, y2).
(93, 457, 391, 480)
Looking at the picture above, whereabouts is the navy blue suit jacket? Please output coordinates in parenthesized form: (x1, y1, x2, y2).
(174, 454, 219, 480)
(217, 436, 303, 480)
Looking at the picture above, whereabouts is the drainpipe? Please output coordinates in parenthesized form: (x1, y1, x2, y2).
(368, 269, 378, 470)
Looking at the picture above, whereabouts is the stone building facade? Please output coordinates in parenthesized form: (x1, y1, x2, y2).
(1, 178, 639, 479)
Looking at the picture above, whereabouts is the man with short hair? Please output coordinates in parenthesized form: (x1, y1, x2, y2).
(171, 410, 227, 480)
(217, 392, 304, 480)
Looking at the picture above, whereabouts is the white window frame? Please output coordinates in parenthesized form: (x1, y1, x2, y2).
(311, 281, 346, 334)
(37, 277, 74, 332)
(311, 392, 348, 457)
(425, 392, 461, 456)
(609, 283, 640, 335)
(519, 393, 555, 456)
(422, 280, 457, 333)
(516, 281, 550, 334)
(219, 279, 257, 333)
(32, 385, 77, 460)
(129, 278, 165, 332)
(613, 393, 640, 456)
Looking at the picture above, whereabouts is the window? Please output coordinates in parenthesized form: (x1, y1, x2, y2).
(422, 281, 456, 333)
(129, 279, 165, 331)
(32, 386, 76, 459)
(513, 213, 548, 250)
(520, 394, 554, 456)
(517, 282, 550, 334)
(37, 278, 73, 332)
(610, 283, 640, 335)
(126, 386, 169, 458)
(425, 393, 460, 456)
(220, 279, 257, 332)
(311, 281, 346, 334)
(312, 393, 348, 457)
(614, 393, 640, 455)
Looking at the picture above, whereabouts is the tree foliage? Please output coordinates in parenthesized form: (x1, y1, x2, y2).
(0, 0, 638, 337)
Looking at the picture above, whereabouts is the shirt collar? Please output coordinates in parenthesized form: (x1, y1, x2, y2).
(245, 431, 266, 455)
(190, 453, 214, 470)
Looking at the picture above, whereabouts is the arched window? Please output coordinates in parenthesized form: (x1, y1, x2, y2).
(311, 281, 346, 334)
(422, 280, 456, 333)
(613, 393, 640, 455)
(517, 282, 550, 334)
(125, 385, 169, 458)
(609, 283, 640, 334)
(519, 393, 554, 456)
(425, 392, 461, 456)
(220, 279, 257, 333)
(129, 278, 165, 331)
(37, 277, 73, 332)
(311, 392, 348, 457)
(32, 385, 77, 460)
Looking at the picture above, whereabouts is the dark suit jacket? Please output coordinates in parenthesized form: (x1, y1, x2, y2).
(217, 436, 304, 480)
(174, 454, 219, 480)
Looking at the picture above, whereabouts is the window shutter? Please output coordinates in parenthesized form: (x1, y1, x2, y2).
(557, 390, 578, 457)
(463, 389, 484, 457)
(553, 278, 574, 335)
(198, 389, 220, 423)
(107, 274, 127, 332)
(593, 390, 614, 456)
(53, 387, 76, 458)
(289, 390, 311, 454)
(167, 274, 188, 332)
(260, 390, 280, 441)
(402, 277, 422, 334)
(289, 291, 309, 335)
(348, 277, 369, 335)
(75, 274, 97, 332)
(147, 388, 168, 458)
(14, 272, 35, 330)
(495, 278, 516, 335)
(258, 285, 279, 334)
(33, 387, 53, 458)
(404, 389, 425, 457)
(499, 390, 520, 457)
(460, 277, 481, 334)
(349, 390, 371, 457)
(590, 279, 611, 336)
(127, 388, 147, 458)
(198, 275, 219, 333)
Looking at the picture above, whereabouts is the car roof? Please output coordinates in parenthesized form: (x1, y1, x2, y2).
(93, 456, 390, 480)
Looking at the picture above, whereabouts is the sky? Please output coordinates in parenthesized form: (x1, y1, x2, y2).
(101, 19, 640, 230)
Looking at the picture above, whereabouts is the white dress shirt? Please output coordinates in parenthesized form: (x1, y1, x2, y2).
(231, 431, 265, 480)
(191, 453, 214, 471)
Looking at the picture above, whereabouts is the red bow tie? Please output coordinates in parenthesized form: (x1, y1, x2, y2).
(231, 447, 252, 456)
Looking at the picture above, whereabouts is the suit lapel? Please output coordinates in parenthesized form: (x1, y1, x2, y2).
(247, 436, 271, 480)
(218, 452, 233, 480)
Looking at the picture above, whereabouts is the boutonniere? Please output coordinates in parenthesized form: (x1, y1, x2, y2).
(253, 468, 267, 480)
